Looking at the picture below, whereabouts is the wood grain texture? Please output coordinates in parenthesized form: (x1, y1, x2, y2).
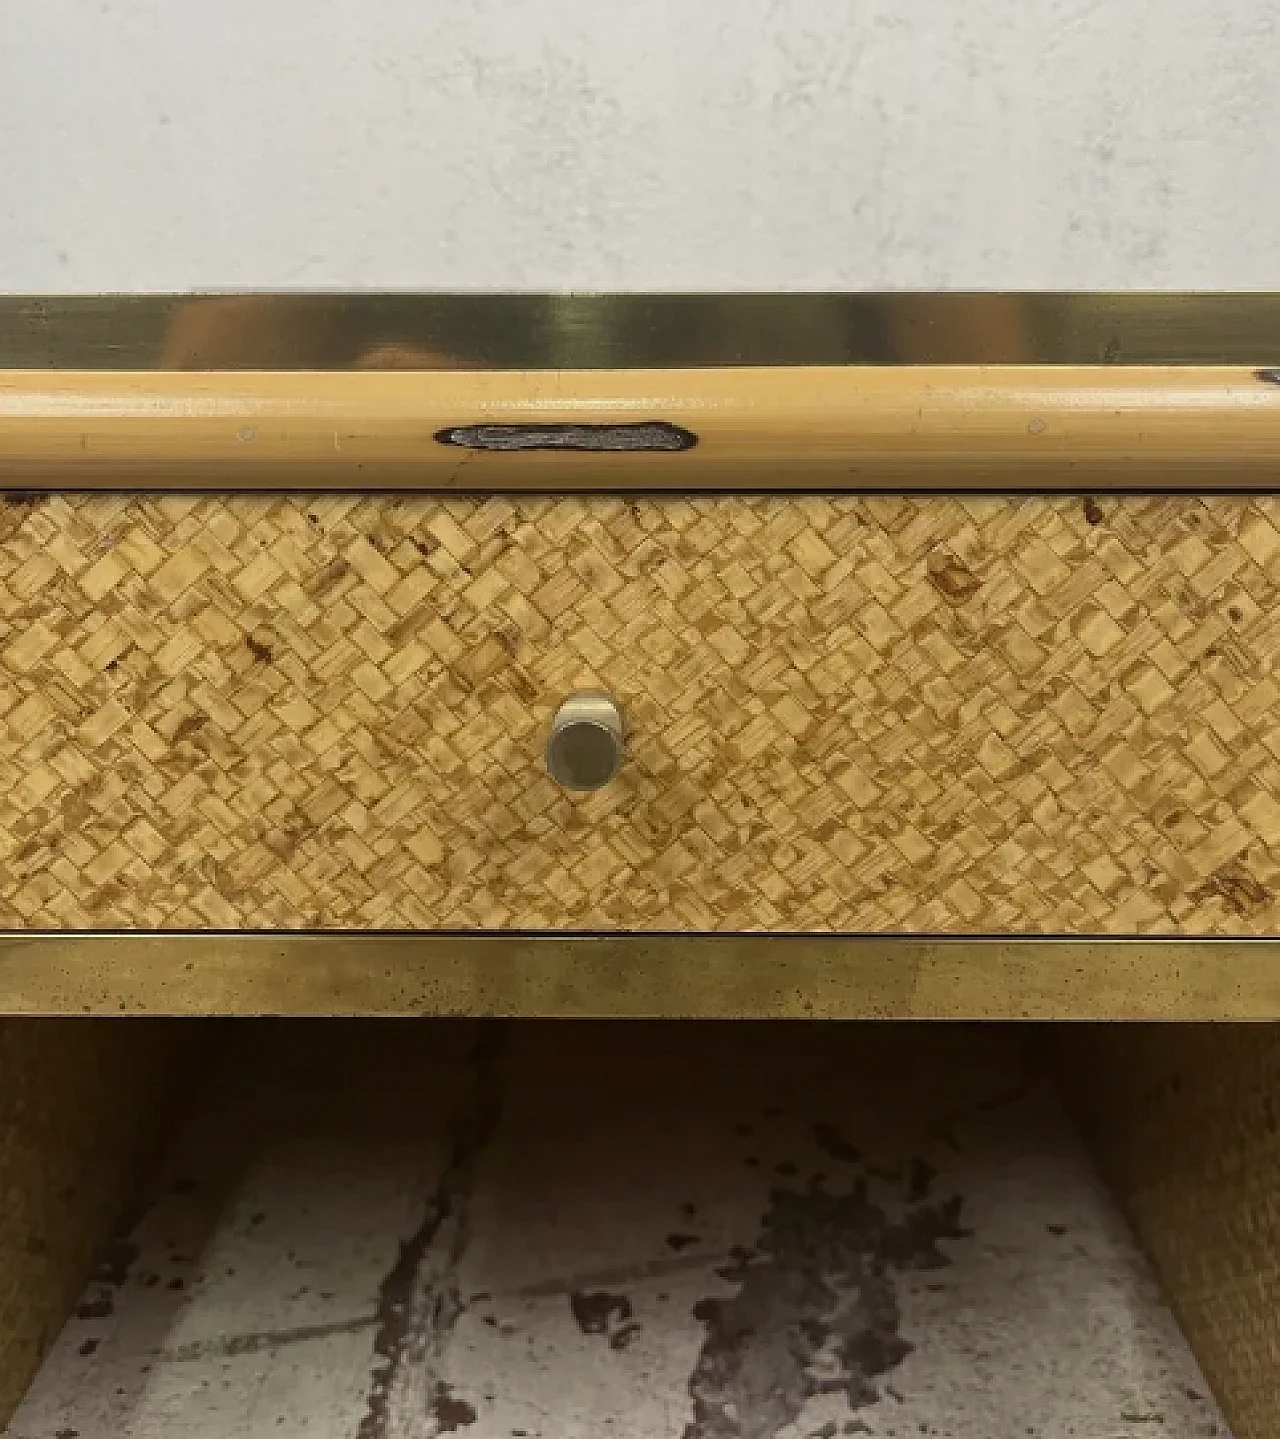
(4, 493, 1280, 930)
(1062, 1025, 1280, 1439)
(2, 366, 1280, 489)
(0, 1018, 218, 1426)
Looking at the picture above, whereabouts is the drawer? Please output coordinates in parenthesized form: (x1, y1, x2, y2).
(2, 492, 1280, 934)
(4, 293, 1280, 1023)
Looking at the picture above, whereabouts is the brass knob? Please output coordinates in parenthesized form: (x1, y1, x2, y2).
(547, 691, 625, 791)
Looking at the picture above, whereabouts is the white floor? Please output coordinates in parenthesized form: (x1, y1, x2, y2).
(8, 1023, 1229, 1439)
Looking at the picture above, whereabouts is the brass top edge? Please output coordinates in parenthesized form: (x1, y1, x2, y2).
(3, 293, 1280, 369)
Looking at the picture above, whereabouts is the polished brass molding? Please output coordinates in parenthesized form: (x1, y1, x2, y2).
(4, 293, 1280, 370)
(2, 934, 1278, 1020)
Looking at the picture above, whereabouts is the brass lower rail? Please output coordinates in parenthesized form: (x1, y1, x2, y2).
(2, 934, 1276, 1019)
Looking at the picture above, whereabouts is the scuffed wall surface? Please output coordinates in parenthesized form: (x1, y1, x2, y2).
(0, 0, 1277, 291)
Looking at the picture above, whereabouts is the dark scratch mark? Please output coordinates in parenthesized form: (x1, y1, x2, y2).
(1255, 368, 1280, 386)
(511, 1251, 716, 1299)
(925, 1048, 1036, 1153)
(75, 1294, 114, 1321)
(432, 1381, 478, 1431)
(89, 1238, 139, 1287)
(907, 1158, 936, 1203)
(356, 1024, 504, 1439)
(1082, 496, 1105, 526)
(926, 554, 982, 604)
(570, 1291, 633, 1335)
(446, 446, 479, 487)
(667, 1232, 702, 1252)
(1191, 859, 1269, 918)
(436, 422, 697, 454)
(813, 1124, 861, 1164)
(245, 635, 273, 663)
(571, 1291, 641, 1350)
(172, 713, 207, 743)
(610, 1321, 643, 1350)
(162, 1315, 377, 1362)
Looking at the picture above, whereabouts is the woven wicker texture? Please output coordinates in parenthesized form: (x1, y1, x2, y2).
(1062, 1025, 1280, 1439)
(3, 493, 1280, 931)
(0, 1019, 217, 1425)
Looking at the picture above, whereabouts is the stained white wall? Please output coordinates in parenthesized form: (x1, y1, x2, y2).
(1, 0, 1278, 291)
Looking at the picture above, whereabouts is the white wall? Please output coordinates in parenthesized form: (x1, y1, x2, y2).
(1, 0, 1278, 291)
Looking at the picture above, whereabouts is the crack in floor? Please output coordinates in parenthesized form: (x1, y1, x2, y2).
(355, 1021, 505, 1439)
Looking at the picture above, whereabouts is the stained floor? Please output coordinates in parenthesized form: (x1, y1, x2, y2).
(7, 1022, 1229, 1439)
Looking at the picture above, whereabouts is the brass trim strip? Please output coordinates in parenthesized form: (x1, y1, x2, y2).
(2, 934, 1277, 1019)
(4, 294, 1280, 371)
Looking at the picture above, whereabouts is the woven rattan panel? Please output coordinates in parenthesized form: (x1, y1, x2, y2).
(1061, 1025, 1280, 1439)
(3, 492, 1280, 931)
(0, 1019, 218, 1424)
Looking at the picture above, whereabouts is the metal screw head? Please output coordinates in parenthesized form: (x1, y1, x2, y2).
(547, 691, 625, 791)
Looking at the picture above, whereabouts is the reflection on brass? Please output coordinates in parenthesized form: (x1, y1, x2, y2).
(3, 294, 1280, 370)
(0, 934, 1277, 1020)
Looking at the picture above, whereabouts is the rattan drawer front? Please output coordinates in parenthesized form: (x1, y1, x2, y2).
(1, 493, 1278, 932)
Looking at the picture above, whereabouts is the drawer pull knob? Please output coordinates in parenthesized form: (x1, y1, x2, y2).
(547, 692, 625, 791)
